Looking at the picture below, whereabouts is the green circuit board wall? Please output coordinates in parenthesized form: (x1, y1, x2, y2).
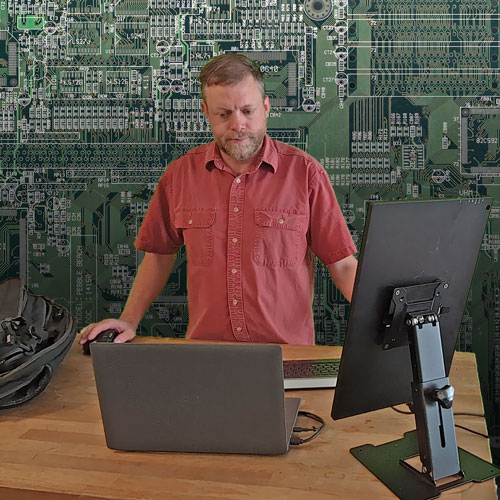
(1, 0, 499, 464)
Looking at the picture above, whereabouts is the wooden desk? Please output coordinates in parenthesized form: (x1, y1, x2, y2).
(0, 339, 496, 500)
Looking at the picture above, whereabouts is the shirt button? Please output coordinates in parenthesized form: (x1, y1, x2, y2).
(236, 327, 242, 332)
(235, 178, 241, 184)
(232, 238, 238, 243)
(278, 218, 284, 224)
(233, 207, 239, 213)
(188, 219, 193, 225)
(231, 268, 237, 274)
(233, 299, 238, 305)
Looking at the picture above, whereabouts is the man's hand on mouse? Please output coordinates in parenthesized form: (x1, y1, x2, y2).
(79, 319, 137, 346)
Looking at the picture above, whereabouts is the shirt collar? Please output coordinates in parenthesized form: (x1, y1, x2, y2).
(204, 135, 278, 174)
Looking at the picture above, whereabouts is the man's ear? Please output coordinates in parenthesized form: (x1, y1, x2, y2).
(201, 100, 208, 118)
(264, 96, 270, 118)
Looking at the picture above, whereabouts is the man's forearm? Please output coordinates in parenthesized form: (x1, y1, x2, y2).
(327, 255, 358, 303)
(120, 252, 177, 328)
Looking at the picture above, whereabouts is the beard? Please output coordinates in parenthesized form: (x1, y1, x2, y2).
(216, 130, 266, 162)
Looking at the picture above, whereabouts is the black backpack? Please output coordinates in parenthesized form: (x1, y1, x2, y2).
(0, 278, 76, 409)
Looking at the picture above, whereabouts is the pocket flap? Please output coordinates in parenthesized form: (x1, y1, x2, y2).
(175, 209, 216, 229)
(255, 209, 305, 231)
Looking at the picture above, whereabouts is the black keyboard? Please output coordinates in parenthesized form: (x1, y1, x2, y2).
(283, 358, 340, 390)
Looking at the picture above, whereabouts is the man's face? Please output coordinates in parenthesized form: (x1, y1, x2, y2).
(201, 75, 270, 165)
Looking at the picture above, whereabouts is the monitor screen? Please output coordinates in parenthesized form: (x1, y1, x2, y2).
(331, 198, 491, 420)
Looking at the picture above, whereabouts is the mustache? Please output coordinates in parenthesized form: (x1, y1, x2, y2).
(225, 133, 253, 140)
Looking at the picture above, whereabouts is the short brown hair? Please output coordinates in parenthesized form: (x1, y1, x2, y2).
(200, 54, 265, 100)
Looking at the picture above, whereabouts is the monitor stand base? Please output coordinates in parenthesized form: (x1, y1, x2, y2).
(351, 430, 500, 500)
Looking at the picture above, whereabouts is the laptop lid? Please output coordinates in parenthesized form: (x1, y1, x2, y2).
(91, 343, 301, 455)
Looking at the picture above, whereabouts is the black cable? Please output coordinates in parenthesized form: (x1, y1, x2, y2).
(391, 405, 412, 415)
(391, 406, 485, 418)
(453, 412, 489, 438)
(290, 410, 325, 445)
(455, 424, 490, 439)
(390, 406, 490, 438)
(455, 412, 485, 417)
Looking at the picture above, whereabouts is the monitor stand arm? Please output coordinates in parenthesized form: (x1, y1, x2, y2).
(350, 299, 500, 500)
(406, 313, 460, 482)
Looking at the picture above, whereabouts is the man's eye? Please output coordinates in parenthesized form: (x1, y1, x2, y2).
(218, 113, 228, 119)
(243, 109, 253, 115)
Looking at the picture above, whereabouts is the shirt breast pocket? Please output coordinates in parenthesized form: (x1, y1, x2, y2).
(253, 209, 306, 268)
(175, 209, 216, 266)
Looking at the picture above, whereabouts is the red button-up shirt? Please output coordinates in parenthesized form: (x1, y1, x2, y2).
(135, 136, 356, 344)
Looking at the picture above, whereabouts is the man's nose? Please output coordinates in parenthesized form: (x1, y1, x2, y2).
(229, 111, 245, 130)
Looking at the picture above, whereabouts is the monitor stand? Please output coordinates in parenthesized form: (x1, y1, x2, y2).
(350, 284, 500, 500)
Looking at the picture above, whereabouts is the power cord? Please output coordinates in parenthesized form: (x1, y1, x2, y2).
(390, 405, 490, 438)
(290, 410, 325, 446)
(391, 405, 412, 415)
(454, 424, 490, 439)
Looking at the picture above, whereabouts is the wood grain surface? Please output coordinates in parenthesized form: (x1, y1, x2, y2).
(0, 338, 496, 500)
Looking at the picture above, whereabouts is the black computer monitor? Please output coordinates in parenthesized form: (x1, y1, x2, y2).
(331, 198, 500, 499)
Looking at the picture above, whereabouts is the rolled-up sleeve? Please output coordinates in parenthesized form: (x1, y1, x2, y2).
(134, 170, 184, 254)
(308, 166, 357, 265)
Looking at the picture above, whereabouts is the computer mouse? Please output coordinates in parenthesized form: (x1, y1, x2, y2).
(82, 329, 119, 355)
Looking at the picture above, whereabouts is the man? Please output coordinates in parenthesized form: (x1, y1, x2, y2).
(80, 54, 357, 346)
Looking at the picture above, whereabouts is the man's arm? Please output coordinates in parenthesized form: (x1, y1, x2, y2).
(80, 252, 176, 344)
(327, 254, 358, 303)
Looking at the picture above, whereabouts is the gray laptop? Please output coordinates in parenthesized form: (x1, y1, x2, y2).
(91, 343, 301, 455)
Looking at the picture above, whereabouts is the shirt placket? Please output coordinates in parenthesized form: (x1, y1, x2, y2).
(227, 174, 250, 341)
